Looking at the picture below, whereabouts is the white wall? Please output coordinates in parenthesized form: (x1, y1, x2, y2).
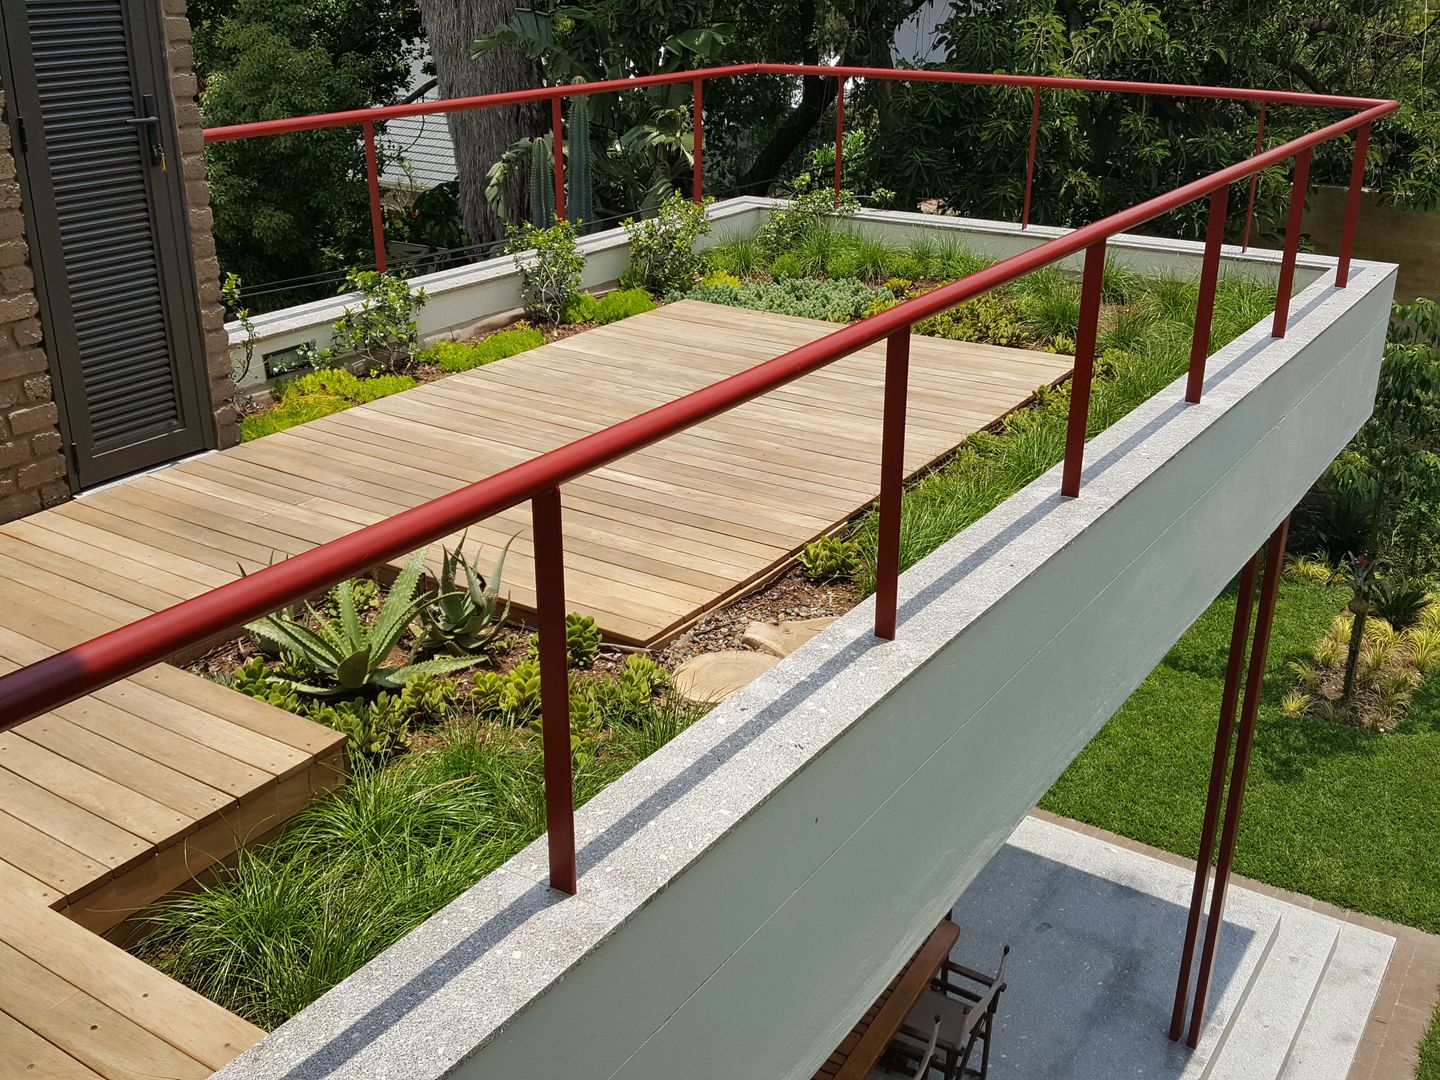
(213, 244, 1395, 1079)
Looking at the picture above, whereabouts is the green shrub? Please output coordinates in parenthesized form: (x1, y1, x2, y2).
(592, 288, 656, 324)
(506, 218, 585, 323)
(918, 292, 1029, 347)
(756, 180, 862, 258)
(700, 269, 742, 288)
(704, 232, 767, 277)
(671, 277, 891, 323)
(240, 394, 352, 441)
(417, 327, 546, 373)
(413, 537, 511, 656)
(623, 191, 712, 292)
(315, 270, 427, 375)
(525, 610, 602, 669)
(800, 535, 861, 581)
(1015, 269, 1081, 341)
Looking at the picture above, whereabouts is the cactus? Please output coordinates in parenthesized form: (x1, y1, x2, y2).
(529, 136, 555, 227)
(567, 95, 594, 231)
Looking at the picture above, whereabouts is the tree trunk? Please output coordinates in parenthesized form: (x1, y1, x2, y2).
(1341, 605, 1368, 704)
(414, 0, 544, 245)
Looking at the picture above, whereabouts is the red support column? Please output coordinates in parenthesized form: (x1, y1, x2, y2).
(1186, 518, 1290, 1048)
(874, 329, 911, 641)
(1061, 240, 1107, 498)
(833, 80, 845, 207)
(1240, 103, 1266, 253)
(1186, 185, 1230, 404)
(1336, 122, 1372, 289)
(362, 121, 387, 273)
(1021, 87, 1041, 230)
(1271, 149, 1312, 339)
(692, 78, 704, 202)
(532, 488, 578, 895)
(1169, 553, 1259, 1041)
(552, 96, 567, 222)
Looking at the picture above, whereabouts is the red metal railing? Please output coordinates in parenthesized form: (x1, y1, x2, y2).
(0, 66, 1395, 897)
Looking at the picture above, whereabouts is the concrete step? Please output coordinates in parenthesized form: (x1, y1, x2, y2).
(1281, 923, 1397, 1080)
(1199, 916, 1338, 1080)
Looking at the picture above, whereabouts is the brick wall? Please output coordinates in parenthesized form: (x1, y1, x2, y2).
(0, 87, 68, 520)
(161, 0, 238, 449)
(0, 2, 236, 525)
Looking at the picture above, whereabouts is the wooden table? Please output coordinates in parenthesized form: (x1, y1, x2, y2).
(815, 919, 961, 1079)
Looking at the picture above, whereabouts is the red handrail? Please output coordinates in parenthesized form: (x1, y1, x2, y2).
(0, 65, 1396, 895)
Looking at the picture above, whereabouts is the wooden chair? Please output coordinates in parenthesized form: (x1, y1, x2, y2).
(886, 944, 1010, 1079)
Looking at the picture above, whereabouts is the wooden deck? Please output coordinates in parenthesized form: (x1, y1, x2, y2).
(0, 300, 1070, 648)
(0, 299, 1066, 1076)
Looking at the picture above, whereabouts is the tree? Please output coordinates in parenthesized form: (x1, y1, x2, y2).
(859, 0, 1440, 238)
(191, 0, 421, 306)
(413, 0, 546, 244)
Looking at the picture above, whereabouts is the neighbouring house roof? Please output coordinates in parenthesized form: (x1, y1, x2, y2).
(379, 52, 458, 192)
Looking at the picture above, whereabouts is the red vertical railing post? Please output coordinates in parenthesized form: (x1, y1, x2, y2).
(1060, 240, 1107, 498)
(1021, 87, 1041, 230)
(874, 329, 911, 641)
(1186, 184, 1230, 403)
(1240, 103, 1266, 252)
(692, 78, 704, 202)
(361, 121, 387, 273)
(1169, 553, 1259, 1041)
(1270, 148, 1312, 339)
(551, 96, 567, 222)
(833, 79, 845, 207)
(532, 488, 578, 896)
(1186, 518, 1290, 1048)
(1335, 122, 1372, 288)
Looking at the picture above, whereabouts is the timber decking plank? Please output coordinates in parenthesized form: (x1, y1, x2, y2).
(0, 901, 263, 1071)
(0, 1010, 104, 1079)
(0, 939, 211, 1080)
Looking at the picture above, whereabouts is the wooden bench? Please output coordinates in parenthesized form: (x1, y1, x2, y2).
(814, 919, 961, 1079)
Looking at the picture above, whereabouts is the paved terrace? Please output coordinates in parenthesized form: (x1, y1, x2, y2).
(0, 300, 1067, 1075)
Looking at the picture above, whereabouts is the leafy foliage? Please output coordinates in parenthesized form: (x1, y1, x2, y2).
(240, 368, 417, 441)
(755, 180, 863, 260)
(415, 327, 547, 373)
(671, 277, 892, 322)
(862, 0, 1440, 237)
(326, 271, 427, 374)
(506, 218, 586, 324)
(623, 192, 714, 292)
(192, 0, 420, 306)
(564, 288, 658, 325)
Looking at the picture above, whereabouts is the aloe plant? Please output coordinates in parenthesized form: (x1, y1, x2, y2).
(413, 535, 512, 656)
(245, 549, 487, 697)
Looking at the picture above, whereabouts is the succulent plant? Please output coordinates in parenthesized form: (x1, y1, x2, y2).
(306, 694, 411, 758)
(617, 654, 668, 706)
(799, 535, 860, 582)
(529, 136, 555, 227)
(567, 94, 594, 229)
(413, 535, 512, 656)
(246, 549, 489, 696)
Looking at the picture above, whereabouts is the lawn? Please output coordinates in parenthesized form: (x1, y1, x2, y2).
(1044, 575, 1440, 932)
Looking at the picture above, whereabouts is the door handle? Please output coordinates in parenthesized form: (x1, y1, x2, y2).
(125, 94, 164, 167)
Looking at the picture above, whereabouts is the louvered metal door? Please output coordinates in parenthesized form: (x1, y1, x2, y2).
(1, 0, 210, 487)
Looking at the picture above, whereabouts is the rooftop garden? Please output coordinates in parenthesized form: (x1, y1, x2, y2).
(131, 192, 1305, 1028)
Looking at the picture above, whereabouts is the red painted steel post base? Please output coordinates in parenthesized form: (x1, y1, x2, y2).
(1169, 518, 1290, 1047)
(1021, 87, 1041, 230)
(552, 97, 567, 222)
(1271, 150, 1312, 339)
(874, 330, 911, 640)
(1186, 185, 1230, 404)
(692, 78, 704, 202)
(532, 488, 578, 895)
(1060, 241, 1108, 497)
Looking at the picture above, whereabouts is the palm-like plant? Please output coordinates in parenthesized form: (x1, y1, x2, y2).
(246, 549, 488, 697)
(413, 535, 512, 656)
